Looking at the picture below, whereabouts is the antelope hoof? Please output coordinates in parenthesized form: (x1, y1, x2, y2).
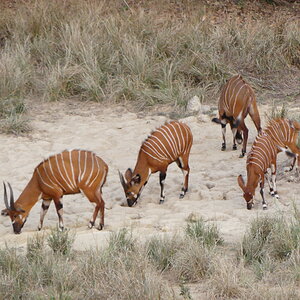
(37, 226, 42, 231)
(97, 224, 104, 231)
(159, 199, 165, 204)
(275, 194, 280, 199)
(221, 143, 226, 151)
(88, 221, 95, 229)
(263, 204, 268, 210)
(239, 151, 245, 158)
(58, 226, 64, 232)
(232, 144, 237, 150)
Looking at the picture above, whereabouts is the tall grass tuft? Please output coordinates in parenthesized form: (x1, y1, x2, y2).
(185, 217, 223, 247)
(0, 0, 298, 116)
(146, 234, 183, 272)
(47, 227, 75, 256)
(241, 215, 300, 264)
(26, 233, 45, 262)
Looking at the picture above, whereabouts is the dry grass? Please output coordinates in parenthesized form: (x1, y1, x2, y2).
(0, 0, 299, 133)
(1, 216, 300, 299)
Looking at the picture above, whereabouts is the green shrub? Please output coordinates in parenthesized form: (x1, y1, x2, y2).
(185, 217, 223, 248)
(47, 227, 75, 255)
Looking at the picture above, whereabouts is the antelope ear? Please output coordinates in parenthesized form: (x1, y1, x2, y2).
(125, 168, 133, 182)
(1, 209, 8, 216)
(237, 175, 246, 191)
(131, 174, 141, 185)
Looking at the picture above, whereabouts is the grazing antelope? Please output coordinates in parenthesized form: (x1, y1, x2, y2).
(1, 150, 108, 234)
(265, 118, 300, 173)
(119, 121, 193, 207)
(237, 132, 295, 210)
(212, 75, 261, 157)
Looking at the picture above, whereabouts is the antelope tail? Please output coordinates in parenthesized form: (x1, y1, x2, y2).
(277, 146, 296, 158)
(212, 117, 221, 124)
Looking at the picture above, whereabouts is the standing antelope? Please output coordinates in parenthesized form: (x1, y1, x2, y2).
(1, 149, 108, 234)
(264, 118, 300, 173)
(119, 121, 193, 207)
(212, 75, 261, 157)
(237, 132, 294, 210)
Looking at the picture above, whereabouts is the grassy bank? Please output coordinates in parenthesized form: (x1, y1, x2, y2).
(1, 215, 300, 299)
(0, 0, 299, 133)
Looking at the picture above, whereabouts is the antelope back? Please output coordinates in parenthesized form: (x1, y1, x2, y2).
(36, 150, 108, 194)
(265, 118, 299, 148)
(140, 121, 193, 165)
(219, 75, 256, 119)
(247, 132, 277, 174)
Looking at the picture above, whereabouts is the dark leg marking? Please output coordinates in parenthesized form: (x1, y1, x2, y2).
(159, 172, 166, 204)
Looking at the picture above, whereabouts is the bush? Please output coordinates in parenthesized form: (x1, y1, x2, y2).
(47, 227, 75, 255)
(185, 217, 223, 248)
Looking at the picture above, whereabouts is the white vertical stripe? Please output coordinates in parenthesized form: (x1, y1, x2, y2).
(143, 141, 167, 160)
(42, 163, 57, 188)
(232, 84, 245, 115)
(86, 153, 95, 186)
(61, 153, 76, 190)
(226, 76, 240, 113)
(164, 124, 179, 157)
(89, 156, 101, 188)
(55, 154, 73, 191)
(151, 135, 173, 159)
(81, 151, 88, 181)
(78, 150, 82, 183)
(158, 127, 177, 160)
(48, 158, 66, 191)
(69, 150, 76, 187)
(156, 128, 176, 160)
(141, 148, 163, 162)
(173, 122, 182, 153)
(177, 122, 186, 153)
(36, 168, 56, 191)
(145, 139, 168, 160)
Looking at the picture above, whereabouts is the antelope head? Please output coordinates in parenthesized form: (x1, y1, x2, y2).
(2, 182, 26, 234)
(119, 169, 142, 207)
(237, 175, 254, 210)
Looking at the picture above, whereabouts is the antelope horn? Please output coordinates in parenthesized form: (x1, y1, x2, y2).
(7, 182, 15, 210)
(118, 170, 126, 189)
(3, 182, 9, 210)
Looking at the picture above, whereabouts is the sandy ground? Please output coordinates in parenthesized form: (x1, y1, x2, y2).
(0, 101, 299, 251)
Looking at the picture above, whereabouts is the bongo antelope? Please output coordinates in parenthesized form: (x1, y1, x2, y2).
(212, 75, 261, 157)
(238, 132, 295, 210)
(1, 150, 108, 234)
(265, 118, 300, 172)
(119, 121, 193, 207)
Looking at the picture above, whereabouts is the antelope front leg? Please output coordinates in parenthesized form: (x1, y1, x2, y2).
(260, 179, 267, 210)
(271, 164, 279, 199)
(38, 199, 51, 231)
(159, 172, 166, 204)
(221, 121, 227, 151)
(266, 170, 275, 196)
(54, 198, 64, 231)
(98, 198, 105, 230)
(239, 121, 248, 158)
(180, 167, 190, 199)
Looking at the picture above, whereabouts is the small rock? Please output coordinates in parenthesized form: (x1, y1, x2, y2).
(186, 96, 201, 113)
(206, 182, 215, 190)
